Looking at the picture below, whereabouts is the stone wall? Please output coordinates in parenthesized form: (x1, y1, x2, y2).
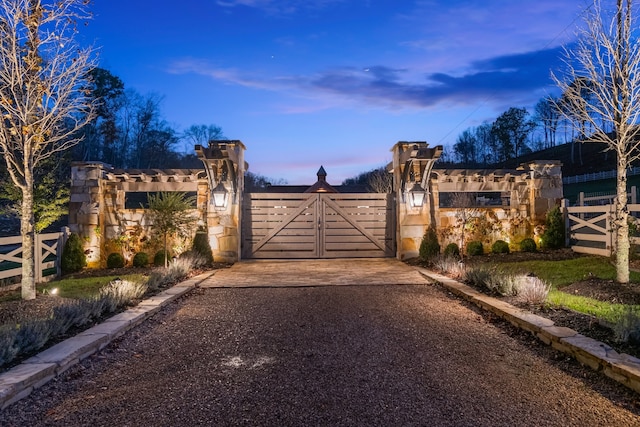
(390, 141, 563, 259)
(69, 163, 211, 267)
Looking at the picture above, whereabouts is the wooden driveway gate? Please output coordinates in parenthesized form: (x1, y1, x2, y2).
(242, 193, 395, 259)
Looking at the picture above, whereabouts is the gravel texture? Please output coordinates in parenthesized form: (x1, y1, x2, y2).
(2, 282, 640, 426)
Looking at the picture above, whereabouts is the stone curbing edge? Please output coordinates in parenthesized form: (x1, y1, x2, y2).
(0, 270, 216, 410)
(417, 268, 640, 394)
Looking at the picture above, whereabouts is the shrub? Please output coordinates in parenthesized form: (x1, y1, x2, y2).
(517, 275, 550, 305)
(100, 279, 148, 313)
(0, 278, 149, 369)
(51, 300, 92, 335)
(132, 252, 149, 267)
(419, 227, 440, 261)
(466, 241, 484, 256)
(611, 306, 640, 343)
(147, 255, 196, 291)
(12, 319, 52, 355)
(491, 240, 510, 254)
(180, 250, 209, 269)
(192, 228, 214, 265)
(464, 265, 492, 288)
(61, 233, 86, 274)
(0, 326, 19, 367)
(106, 252, 126, 269)
(519, 238, 537, 253)
(154, 249, 170, 267)
(443, 243, 460, 258)
(541, 206, 565, 249)
(432, 255, 466, 279)
(485, 273, 519, 296)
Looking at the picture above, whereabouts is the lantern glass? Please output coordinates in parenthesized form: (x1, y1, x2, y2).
(409, 182, 426, 208)
(212, 182, 228, 209)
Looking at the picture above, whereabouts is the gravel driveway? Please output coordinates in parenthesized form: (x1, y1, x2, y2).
(1, 260, 640, 426)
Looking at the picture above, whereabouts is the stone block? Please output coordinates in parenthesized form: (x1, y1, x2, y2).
(24, 333, 109, 374)
(209, 225, 224, 236)
(537, 326, 578, 345)
(219, 235, 238, 253)
(79, 319, 132, 343)
(401, 237, 418, 253)
(70, 193, 91, 203)
(77, 213, 99, 225)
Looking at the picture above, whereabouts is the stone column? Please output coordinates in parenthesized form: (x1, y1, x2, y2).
(196, 140, 246, 263)
(391, 142, 442, 260)
(69, 162, 111, 268)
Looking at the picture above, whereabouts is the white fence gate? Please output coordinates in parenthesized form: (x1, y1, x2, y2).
(566, 203, 640, 257)
(0, 231, 66, 286)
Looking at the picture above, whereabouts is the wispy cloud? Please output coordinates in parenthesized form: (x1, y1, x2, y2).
(168, 46, 564, 111)
(216, 0, 345, 15)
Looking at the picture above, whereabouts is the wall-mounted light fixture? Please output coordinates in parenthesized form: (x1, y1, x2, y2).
(408, 182, 426, 208)
(211, 181, 229, 210)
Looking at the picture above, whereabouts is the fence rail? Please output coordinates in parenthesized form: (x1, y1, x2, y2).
(563, 166, 640, 185)
(577, 186, 637, 206)
(0, 231, 66, 286)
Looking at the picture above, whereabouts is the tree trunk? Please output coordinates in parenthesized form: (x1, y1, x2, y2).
(164, 232, 168, 268)
(21, 179, 36, 300)
(616, 161, 630, 284)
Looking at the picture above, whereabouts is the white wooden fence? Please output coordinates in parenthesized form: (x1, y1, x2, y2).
(0, 230, 67, 286)
(566, 203, 640, 257)
(576, 187, 636, 206)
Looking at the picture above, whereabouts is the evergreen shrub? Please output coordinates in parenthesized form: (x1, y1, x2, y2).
(443, 243, 460, 258)
(466, 241, 484, 256)
(419, 227, 440, 261)
(132, 252, 149, 267)
(491, 240, 510, 254)
(154, 249, 170, 266)
(541, 206, 565, 249)
(519, 238, 537, 253)
(61, 233, 86, 274)
(106, 252, 125, 269)
(192, 227, 214, 265)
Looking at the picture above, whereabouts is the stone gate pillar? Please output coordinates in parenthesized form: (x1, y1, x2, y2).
(196, 140, 246, 263)
(69, 162, 110, 268)
(391, 142, 442, 260)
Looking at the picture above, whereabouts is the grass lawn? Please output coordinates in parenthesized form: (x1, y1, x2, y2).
(0, 274, 148, 303)
(488, 256, 640, 288)
(484, 256, 640, 324)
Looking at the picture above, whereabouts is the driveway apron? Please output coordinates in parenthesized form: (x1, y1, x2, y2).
(1, 259, 639, 426)
(202, 259, 431, 287)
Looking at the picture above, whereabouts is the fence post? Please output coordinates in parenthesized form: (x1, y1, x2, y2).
(608, 203, 615, 257)
(632, 186, 637, 204)
(578, 192, 584, 207)
(562, 199, 570, 248)
(35, 233, 42, 283)
(57, 226, 70, 278)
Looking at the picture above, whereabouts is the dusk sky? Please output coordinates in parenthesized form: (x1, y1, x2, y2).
(82, 0, 587, 184)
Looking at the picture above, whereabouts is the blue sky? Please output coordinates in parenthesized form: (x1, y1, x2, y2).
(82, 0, 585, 184)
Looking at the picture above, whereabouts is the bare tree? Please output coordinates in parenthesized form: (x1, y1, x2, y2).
(0, 0, 96, 299)
(534, 96, 561, 149)
(182, 124, 225, 147)
(553, 0, 640, 283)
